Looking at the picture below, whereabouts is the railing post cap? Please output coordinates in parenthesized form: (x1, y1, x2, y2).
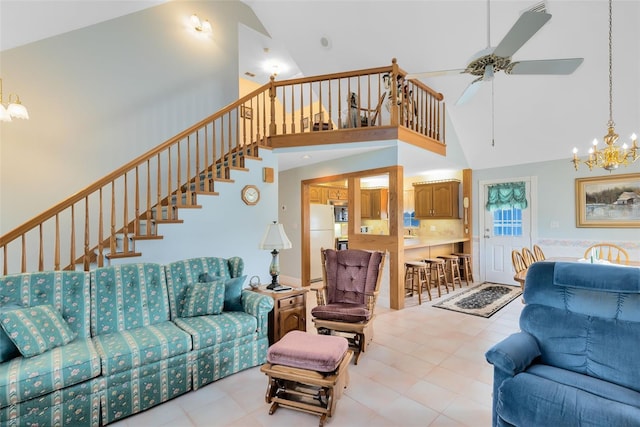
(391, 58, 397, 64)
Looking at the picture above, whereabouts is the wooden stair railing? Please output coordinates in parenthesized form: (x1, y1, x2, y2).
(0, 59, 446, 275)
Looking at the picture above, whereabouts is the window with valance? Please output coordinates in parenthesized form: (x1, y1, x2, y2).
(485, 182, 528, 211)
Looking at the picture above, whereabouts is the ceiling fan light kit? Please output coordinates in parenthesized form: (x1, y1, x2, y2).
(572, 0, 639, 171)
(405, 1, 584, 106)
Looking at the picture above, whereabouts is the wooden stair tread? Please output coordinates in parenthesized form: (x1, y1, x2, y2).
(133, 235, 164, 241)
(154, 219, 184, 224)
(106, 251, 142, 259)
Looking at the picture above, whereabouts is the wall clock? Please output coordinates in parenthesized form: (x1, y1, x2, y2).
(241, 185, 260, 205)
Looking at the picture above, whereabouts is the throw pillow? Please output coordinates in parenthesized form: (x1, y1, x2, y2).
(182, 281, 225, 317)
(198, 272, 214, 283)
(0, 304, 22, 362)
(0, 305, 77, 358)
(224, 276, 247, 312)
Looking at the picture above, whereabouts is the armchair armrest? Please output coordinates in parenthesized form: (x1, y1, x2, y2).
(365, 291, 379, 313)
(485, 332, 541, 376)
(313, 285, 327, 306)
(241, 290, 274, 337)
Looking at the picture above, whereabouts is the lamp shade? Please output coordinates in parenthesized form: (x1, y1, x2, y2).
(7, 102, 28, 119)
(259, 222, 292, 250)
(0, 105, 11, 122)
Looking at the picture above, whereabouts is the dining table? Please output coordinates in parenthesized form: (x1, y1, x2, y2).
(514, 257, 640, 286)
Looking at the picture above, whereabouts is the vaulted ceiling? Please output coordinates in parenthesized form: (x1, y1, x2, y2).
(2, 1, 639, 172)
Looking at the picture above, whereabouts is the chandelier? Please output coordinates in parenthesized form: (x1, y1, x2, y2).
(572, 0, 638, 171)
(0, 78, 29, 122)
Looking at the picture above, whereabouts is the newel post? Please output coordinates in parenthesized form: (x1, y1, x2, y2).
(268, 75, 277, 137)
(390, 58, 399, 127)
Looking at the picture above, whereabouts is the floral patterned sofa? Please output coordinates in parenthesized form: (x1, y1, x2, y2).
(0, 257, 274, 426)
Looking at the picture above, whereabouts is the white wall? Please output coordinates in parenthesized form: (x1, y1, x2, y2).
(0, 1, 282, 276)
(0, 1, 268, 233)
(473, 159, 640, 263)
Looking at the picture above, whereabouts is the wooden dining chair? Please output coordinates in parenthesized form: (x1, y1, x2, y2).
(521, 247, 536, 267)
(533, 244, 546, 261)
(584, 243, 629, 265)
(512, 250, 527, 274)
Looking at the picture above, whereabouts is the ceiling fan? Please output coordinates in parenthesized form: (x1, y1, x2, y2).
(405, 1, 584, 105)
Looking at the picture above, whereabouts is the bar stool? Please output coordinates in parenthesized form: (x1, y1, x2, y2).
(404, 261, 430, 304)
(423, 258, 448, 298)
(438, 255, 463, 290)
(452, 252, 474, 286)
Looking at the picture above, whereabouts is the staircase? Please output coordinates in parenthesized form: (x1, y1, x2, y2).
(0, 59, 446, 275)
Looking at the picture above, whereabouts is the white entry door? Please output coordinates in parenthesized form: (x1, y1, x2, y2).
(480, 178, 536, 284)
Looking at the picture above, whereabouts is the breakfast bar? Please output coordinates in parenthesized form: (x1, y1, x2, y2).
(403, 237, 470, 259)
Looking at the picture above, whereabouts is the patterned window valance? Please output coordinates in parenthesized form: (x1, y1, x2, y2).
(486, 182, 528, 211)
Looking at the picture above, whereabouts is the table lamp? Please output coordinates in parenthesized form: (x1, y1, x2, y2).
(259, 221, 292, 289)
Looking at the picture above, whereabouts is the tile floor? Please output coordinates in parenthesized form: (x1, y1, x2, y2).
(111, 283, 523, 427)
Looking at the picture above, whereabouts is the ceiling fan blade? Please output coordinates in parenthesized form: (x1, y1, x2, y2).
(405, 69, 466, 80)
(455, 78, 484, 106)
(508, 58, 584, 75)
(493, 10, 551, 58)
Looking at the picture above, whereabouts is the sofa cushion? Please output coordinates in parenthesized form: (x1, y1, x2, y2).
(91, 263, 170, 336)
(0, 271, 91, 338)
(0, 338, 101, 407)
(497, 368, 640, 426)
(223, 276, 246, 312)
(1, 305, 77, 357)
(182, 281, 225, 317)
(164, 257, 244, 319)
(173, 312, 257, 350)
(0, 304, 21, 363)
(93, 321, 191, 376)
(520, 304, 640, 393)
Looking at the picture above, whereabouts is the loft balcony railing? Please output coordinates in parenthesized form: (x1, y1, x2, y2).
(0, 59, 445, 275)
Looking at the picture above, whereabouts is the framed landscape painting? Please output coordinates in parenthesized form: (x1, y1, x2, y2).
(575, 173, 640, 228)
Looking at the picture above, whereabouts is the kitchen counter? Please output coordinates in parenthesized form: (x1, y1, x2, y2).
(403, 237, 469, 260)
(403, 237, 469, 249)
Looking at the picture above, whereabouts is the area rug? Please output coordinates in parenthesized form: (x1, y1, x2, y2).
(432, 283, 522, 318)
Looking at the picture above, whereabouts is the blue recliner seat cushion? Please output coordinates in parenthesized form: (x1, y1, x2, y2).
(497, 365, 640, 427)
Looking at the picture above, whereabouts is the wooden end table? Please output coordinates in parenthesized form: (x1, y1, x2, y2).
(254, 286, 307, 344)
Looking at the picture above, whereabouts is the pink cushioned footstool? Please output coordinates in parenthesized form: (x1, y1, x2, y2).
(260, 331, 353, 427)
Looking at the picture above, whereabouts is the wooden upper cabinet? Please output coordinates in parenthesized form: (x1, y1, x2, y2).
(309, 185, 326, 204)
(361, 189, 388, 219)
(311, 185, 347, 204)
(414, 181, 460, 219)
(326, 187, 348, 201)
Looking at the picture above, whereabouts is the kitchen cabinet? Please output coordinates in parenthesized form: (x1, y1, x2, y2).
(361, 189, 388, 219)
(310, 185, 347, 204)
(309, 185, 326, 204)
(414, 181, 460, 219)
(326, 187, 348, 202)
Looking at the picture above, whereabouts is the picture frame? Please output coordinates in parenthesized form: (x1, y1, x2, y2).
(575, 173, 640, 228)
(313, 112, 323, 124)
(240, 105, 252, 119)
(302, 117, 309, 129)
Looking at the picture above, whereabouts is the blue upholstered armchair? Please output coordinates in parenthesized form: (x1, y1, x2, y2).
(485, 261, 640, 427)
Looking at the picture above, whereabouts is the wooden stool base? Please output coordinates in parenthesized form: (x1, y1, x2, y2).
(261, 350, 353, 426)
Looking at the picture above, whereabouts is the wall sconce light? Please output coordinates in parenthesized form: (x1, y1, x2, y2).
(0, 78, 29, 122)
(190, 14, 212, 34)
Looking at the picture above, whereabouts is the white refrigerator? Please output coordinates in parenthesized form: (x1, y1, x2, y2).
(310, 204, 336, 282)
